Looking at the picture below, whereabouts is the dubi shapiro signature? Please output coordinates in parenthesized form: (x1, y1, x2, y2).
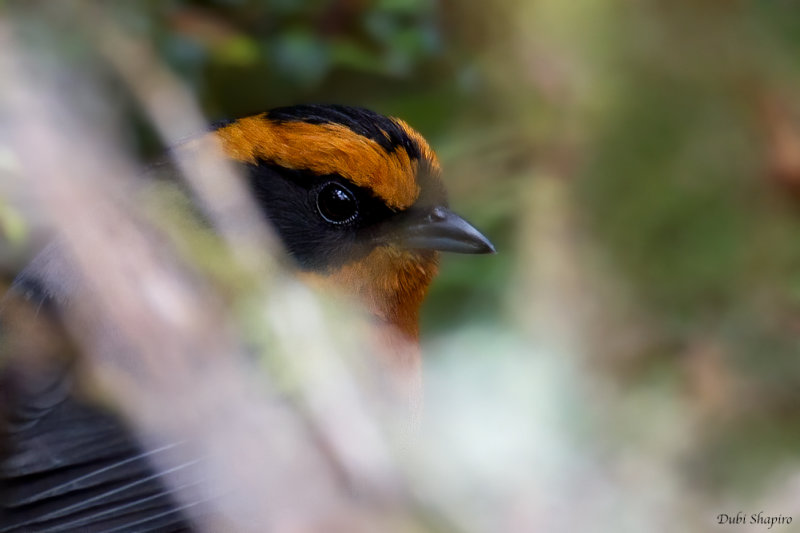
(717, 512, 792, 529)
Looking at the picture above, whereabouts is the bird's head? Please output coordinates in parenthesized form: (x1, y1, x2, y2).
(212, 105, 494, 341)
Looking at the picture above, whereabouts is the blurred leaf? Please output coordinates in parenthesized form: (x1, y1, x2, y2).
(392, 25, 438, 58)
(331, 39, 385, 74)
(161, 33, 209, 80)
(270, 0, 318, 15)
(272, 28, 331, 87)
(0, 203, 27, 246)
(364, 10, 399, 45)
(212, 34, 260, 66)
(376, 0, 435, 14)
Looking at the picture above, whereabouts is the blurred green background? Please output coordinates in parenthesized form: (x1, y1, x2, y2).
(4, 0, 800, 529)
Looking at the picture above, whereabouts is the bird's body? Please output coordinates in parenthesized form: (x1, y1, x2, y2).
(0, 105, 493, 532)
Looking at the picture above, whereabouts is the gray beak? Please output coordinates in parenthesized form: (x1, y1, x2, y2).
(394, 206, 495, 254)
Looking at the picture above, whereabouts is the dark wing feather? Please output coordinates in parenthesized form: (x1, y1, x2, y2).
(0, 268, 196, 533)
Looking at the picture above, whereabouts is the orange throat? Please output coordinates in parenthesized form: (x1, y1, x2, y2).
(324, 246, 438, 341)
(294, 246, 437, 414)
(299, 245, 438, 372)
(319, 246, 438, 413)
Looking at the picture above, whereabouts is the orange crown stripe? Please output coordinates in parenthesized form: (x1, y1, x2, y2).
(214, 115, 435, 210)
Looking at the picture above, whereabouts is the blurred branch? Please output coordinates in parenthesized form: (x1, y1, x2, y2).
(0, 12, 415, 532)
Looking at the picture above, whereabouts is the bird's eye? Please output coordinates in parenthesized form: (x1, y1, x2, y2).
(316, 182, 358, 225)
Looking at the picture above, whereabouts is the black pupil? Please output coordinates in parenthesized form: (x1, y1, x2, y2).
(317, 183, 357, 224)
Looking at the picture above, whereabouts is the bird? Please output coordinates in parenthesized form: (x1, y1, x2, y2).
(0, 104, 494, 532)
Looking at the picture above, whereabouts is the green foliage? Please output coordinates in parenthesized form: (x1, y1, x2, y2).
(134, 0, 444, 98)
